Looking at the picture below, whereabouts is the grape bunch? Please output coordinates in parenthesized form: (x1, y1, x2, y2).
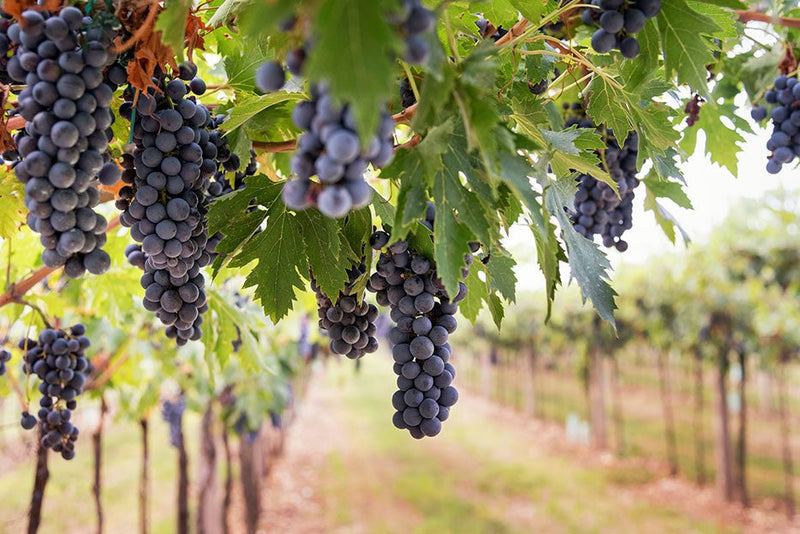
(117, 66, 221, 345)
(312, 262, 380, 360)
(750, 74, 800, 174)
(8, 7, 119, 277)
(19, 324, 91, 460)
(565, 106, 639, 252)
(400, 78, 417, 108)
(282, 84, 395, 218)
(388, 0, 437, 64)
(366, 223, 470, 438)
(582, 0, 662, 58)
(161, 396, 186, 448)
(0, 348, 10, 376)
(685, 94, 704, 127)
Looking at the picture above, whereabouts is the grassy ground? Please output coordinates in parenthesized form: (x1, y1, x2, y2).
(301, 356, 747, 534)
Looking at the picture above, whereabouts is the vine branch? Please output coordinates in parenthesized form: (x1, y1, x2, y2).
(736, 11, 800, 29)
(0, 215, 121, 309)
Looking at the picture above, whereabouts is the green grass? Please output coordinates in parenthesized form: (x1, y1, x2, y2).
(0, 405, 204, 534)
(457, 353, 797, 508)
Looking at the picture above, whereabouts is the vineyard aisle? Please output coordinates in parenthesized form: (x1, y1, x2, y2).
(259, 356, 797, 534)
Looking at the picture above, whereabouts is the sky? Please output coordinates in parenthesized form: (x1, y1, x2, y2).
(505, 115, 800, 292)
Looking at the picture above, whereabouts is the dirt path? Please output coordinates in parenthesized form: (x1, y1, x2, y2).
(258, 359, 799, 534)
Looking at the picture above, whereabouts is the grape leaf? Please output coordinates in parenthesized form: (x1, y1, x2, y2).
(0, 174, 25, 239)
(389, 149, 430, 241)
(498, 152, 562, 318)
(679, 101, 745, 176)
(459, 262, 488, 323)
(223, 93, 304, 133)
(644, 187, 691, 246)
(656, 0, 721, 92)
(545, 176, 617, 326)
(644, 177, 693, 210)
(484, 251, 517, 303)
(228, 192, 307, 322)
(296, 209, 349, 299)
(306, 0, 398, 141)
(155, 0, 192, 64)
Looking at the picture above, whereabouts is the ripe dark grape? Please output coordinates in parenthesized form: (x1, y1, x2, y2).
(9, 8, 117, 277)
(313, 258, 379, 359)
(161, 396, 186, 448)
(565, 104, 639, 252)
(685, 94, 703, 127)
(255, 60, 286, 93)
(400, 78, 417, 108)
(19, 325, 91, 459)
(283, 84, 394, 218)
(583, 0, 661, 58)
(118, 67, 229, 345)
(750, 74, 800, 174)
(393, 0, 437, 64)
(0, 348, 10, 376)
(367, 206, 470, 438)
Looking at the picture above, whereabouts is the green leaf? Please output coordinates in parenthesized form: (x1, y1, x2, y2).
(509, 0, 548, 22)
(432, 167, 475, 299)
(223, 93, 305, 133)
(155, 0, 191, 63)
(620, 21, 661, 90)
(644, 177, 693, 210)
(587, 75, 679, 161)
(220, 36, 272, 93)
(296, 210, 349, 299)
(230, 200, 307, 322)
(656, 0, 721, 92)
(545, 176, 617, 326)
(0, 173, 25, 239)
(679, 101, 745, 176)
(644, 187, 691, 246)
(497, 152, 562, 317)
(390, 149, 430, 241)
(484, 251, 517, 303)
(306, 0, 398, 140)
(208, 0, 255, 27)
(459, 261, 488, 323)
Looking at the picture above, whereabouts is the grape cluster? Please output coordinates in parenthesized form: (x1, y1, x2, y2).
(565, 106, 639, 252)
(8, 7, 119, 277)
(161, 396, 186, 448)
(400, 78, 417, 108)
(19, 324, 90, 459)
(282, 84, 395, 218)
(312, 262, 380, 360)
(388, 0, 436, 64)
(117, 66, 222, 345)
(750, 74, 800, 174)
(685, 94, 703, 127)
(582, 0, 662, 58)
(0, 348, 10, 376)
(367, 223, 471, 438)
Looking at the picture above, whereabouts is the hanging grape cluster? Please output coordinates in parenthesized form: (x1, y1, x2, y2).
(313, 261, 380, 360)
(582, 0, 662, 58)
(750, 74, 800, 174)
(161, 396, 186, 448)
(0, 348, 10, 376)
(0, 10, 15, 84)
(19, 324, 91, 459)
(8, 7, 119, 278)
(282, 84, 395, 218)
(565, 105, 639, 252)
(366, 213, 471, 438)
(685, 94, 704, 127)
(117, 65, 223, 345)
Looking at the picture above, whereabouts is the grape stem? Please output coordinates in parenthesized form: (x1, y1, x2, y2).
(0, 215, 121, 309)
(736, 11, 800, 29)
